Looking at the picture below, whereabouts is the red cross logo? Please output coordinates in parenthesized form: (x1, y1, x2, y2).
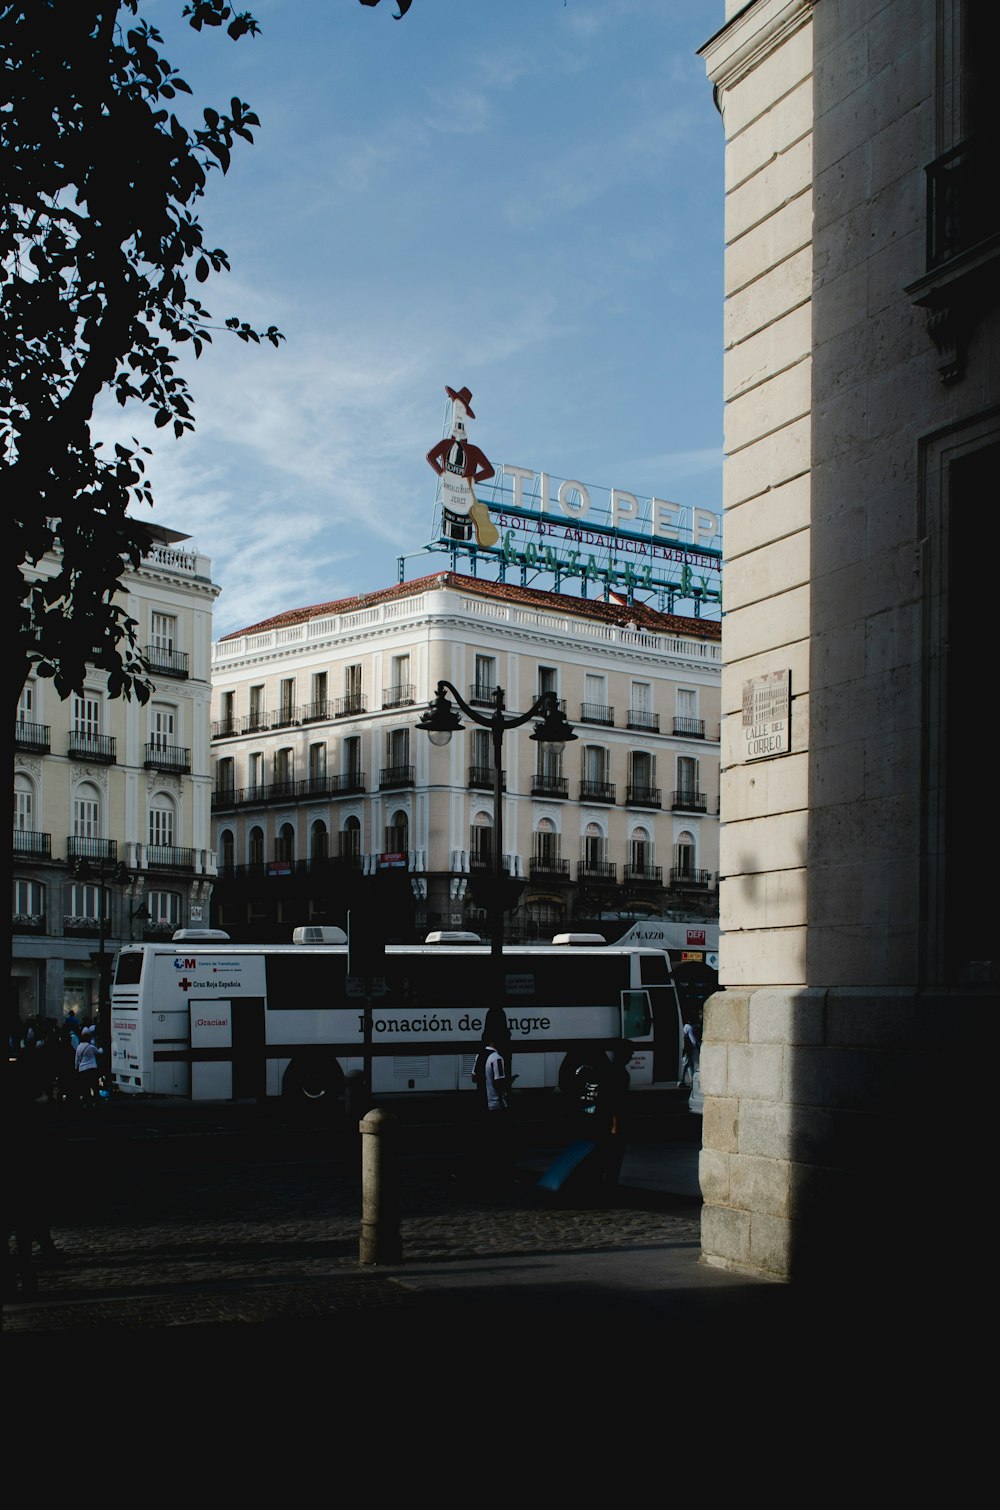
(178, 977, 194, 992)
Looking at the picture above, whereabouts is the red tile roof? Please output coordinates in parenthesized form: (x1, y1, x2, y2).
(220, 571, 721, 642)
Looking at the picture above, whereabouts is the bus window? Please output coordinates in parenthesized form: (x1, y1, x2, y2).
(638, 953, 669, 984)
(621, 990, 652, 1038)
(114, 951, 144, 986)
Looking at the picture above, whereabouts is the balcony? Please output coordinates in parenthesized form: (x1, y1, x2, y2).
(672, 717, 705, 739)
(536, 695, 566, 713)
(63, 916, 102, 938)
(212, 717, 239, 740)
(469, 682, 499, 708)
(469, 765, 506, 791)
(624, 863, 663, 886)
(15, 720, 50, 753)
(244, 709, 272, 735)
(143, 645, 189, 679)
(146, 846, 195, 871)
(336, 694, 367, 718)
(627, 709, 659, 733)
(68, 732, 116, 763)
(529, 855, 570, 879)
(669, 867, 712, 889)
(301, 699, 334, 723)
(626, 785, 661, 809)
(13, 829, 51, 859)
(577, 859, 617, 882)
(469, 851, 513, 872)
(926, 138, 1000, 271)
(66, 836, 117, 863)
(212, 786, 237, 811)
(671, 789, 708, 813)
(382, 684, 416, 710)
(12, 913, 46, 935)
(271, 705, 301, 731)
(379, 765, 414, 789)
(579, 779, 616, 804)
(530, 774, 566, 799)
(579, 703, 614, 727)
(144, 742, 191, 773)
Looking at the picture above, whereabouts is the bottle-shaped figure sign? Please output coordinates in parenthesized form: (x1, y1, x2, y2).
(426, 385, 499, 548)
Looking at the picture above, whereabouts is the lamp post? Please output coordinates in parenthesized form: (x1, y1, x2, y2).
(74, 857, 129, 1032)
(417, 682, 576, 967)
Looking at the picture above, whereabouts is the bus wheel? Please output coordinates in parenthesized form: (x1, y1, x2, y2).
(558, 1054, 601, 1101)
(282, 1057, 344, 1116)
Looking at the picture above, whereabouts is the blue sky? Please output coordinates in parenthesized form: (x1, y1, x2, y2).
(110, 1, 725, 638)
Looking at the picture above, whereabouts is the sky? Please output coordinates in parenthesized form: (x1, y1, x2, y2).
(105, 0, 725, 639)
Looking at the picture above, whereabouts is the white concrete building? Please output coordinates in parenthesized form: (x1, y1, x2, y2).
(13, 526, 220, 1024)
(699, 0, 997, 1282)
(209, 571, 721, 945)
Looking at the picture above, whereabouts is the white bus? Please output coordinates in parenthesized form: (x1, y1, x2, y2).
(109, 929, 684, 1106)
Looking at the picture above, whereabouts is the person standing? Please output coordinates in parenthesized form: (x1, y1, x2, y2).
(481, 1035, 512, 1182)
(681, 1020, 699, 1086)
(74, 1026, 103, 1106)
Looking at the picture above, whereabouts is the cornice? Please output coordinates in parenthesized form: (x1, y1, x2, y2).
(700, 0, 814, 93)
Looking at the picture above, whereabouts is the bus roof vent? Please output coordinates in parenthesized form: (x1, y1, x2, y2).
(424, 931, 482, 945)
(171, 929, 231, 942)
(552, 933, 608, 947)
(292, 926, 347, 945)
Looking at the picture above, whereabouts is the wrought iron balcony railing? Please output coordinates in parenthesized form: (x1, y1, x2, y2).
(382, 684, 416, 709)
(579, 703, 614, 726)
(469, 765, 506, 790)
(671, 789, 708, 813)
(144, 743, 191, 772)
(15, 720, 50, 752)
(68, 732, 116, 763)
(672, 716, 705, 738)
(379, 765, 414, 789)
(579, 779, 616, 803)
(531, 774, 568, 798)
(143, 645, 189, 679)
(627, 709, 659, 732)
(13, 829, 51, 858)
(626, 785, 661, 808)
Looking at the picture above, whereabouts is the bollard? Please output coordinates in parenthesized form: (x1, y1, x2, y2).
(359, 1107, 401, 1265)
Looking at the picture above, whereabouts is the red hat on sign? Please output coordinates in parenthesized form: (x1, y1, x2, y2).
(445, 385, 475, 418)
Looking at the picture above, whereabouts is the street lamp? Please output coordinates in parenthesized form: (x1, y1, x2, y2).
(417, 681, 576, 965)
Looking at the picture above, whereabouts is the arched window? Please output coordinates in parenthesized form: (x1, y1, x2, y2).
(340, 815, 361, 862)
(14, 773, 34, 833)
(310, 820, 328, 863)
(385, 809, 408, 855)
(219, 829, 235, 874)
(582, 821, 608, 874)
(274, 823, 294, 864)
(470, 810, 493, 867)
(630, 825, 652, 875)
(73, 782, 101, 839)
(532, 817, 560, 868)
(248, 825, 264, 868)
(148, 794, 175, 851)
(674, 830, 696, 880)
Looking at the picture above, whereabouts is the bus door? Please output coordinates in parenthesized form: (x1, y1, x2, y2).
(620, 989, 654, 1086)
(189, 997, 265, 1100)
(647, 986, 683, 1084)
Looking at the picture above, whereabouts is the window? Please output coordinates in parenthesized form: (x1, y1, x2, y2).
(340, 817, 361, 859)
(249, 752, 263, 792)
(473, 655, 496, 702)
(585, 674, 606, 704)
(248, 826, 264, 867)
(150, 705, 175, 749)
(274, 823, 294, 863)
(470, 812, 493, 865)
(345, 664, 362, 700)
(309, 743, 326, 781)
(248, 685, 265, 729)
(147, 891, 181, 927)
(312, 671, 327, 704)
(583, 823, 607, 868)
(583, 745, 609, 788)
(216, 757, 235, 793)
(538, 666, 558, 696)
(310, 821, 328, 862)
(74, 790, 99, 838)
(674, 832, 696, 878)
(385, 810, 408, 854)
(386, 728, 410, 768)
(533, 820, 560, 866)
(68, 883, 105, 920)
(387, 654, 412, 704)
(471, 728, 491, 776)
(630, 828, 652, 871)
(73, 695, 101, 737)
(149, 801, 174, 848)
(151, 613, 176, 653)
(18, 682, 35, 722)
(13, 879, 45, 919)
(220, 830, 235, 872)
(279, 678, 295, 722)
(219, 691, 235, 731)
(677, 756, 698, 796)
(14, 776, 33, 831)
(344, 736, 361, 777)
(273, 747, 294, 786)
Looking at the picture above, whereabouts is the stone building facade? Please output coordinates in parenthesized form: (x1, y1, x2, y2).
(13, 527, 220, 1024)
(208, 572, 721, 944)
(699, 0, 997, 1281)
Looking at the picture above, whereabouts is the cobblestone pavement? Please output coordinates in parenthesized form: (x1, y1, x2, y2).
(4, 1115, 702, 1333)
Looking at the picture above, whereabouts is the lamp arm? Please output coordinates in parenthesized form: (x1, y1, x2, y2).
(432, 681, 553, 734)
